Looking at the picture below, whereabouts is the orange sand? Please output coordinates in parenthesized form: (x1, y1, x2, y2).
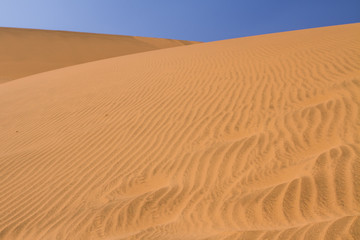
(0, 23, 359, 239)
(0, 27, 199, 83)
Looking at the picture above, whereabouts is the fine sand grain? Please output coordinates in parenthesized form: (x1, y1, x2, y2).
(0, 27, 199, 83)
(0, 23, 359, 239)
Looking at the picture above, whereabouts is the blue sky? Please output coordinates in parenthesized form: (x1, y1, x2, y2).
(0, 0, 359, 42)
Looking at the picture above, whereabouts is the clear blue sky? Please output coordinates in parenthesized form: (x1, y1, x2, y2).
(0, 0, 359, 42)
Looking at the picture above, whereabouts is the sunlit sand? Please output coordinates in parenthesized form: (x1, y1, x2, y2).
(0, 23, 359, 239)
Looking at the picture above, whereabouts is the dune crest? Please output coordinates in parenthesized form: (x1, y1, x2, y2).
(0, 23, 359, 239)
(0, 27, 199, 83)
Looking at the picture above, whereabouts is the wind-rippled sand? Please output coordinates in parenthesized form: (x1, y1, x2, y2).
(0, 23, 359, 239)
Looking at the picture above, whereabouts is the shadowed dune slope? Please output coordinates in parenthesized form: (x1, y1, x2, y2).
(0, 27, 199, 83)
(0, 23, 360, 239)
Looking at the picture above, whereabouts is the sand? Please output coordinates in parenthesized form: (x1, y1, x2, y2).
(0, 27, 199, 83)
(0, 23, 359, 239)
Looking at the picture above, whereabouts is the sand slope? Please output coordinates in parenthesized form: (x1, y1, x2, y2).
(0, 27, 199, 83)
(0, 23, 359, 239)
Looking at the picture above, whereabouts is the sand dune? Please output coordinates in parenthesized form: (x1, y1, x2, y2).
(0, 27, 199, 83)
(0, 23, 359, 239)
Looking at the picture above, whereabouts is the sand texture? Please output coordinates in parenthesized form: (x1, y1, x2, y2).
(0, 23, 359, 239)
(0, 27, 199, 83)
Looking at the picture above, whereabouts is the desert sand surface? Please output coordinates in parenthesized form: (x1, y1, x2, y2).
(0, 27, 199, 83)
(0, 23, 359, 239)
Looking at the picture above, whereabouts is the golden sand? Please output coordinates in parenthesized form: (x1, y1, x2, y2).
(0, 23, 359, 239)
(0, 27, 199, 83)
